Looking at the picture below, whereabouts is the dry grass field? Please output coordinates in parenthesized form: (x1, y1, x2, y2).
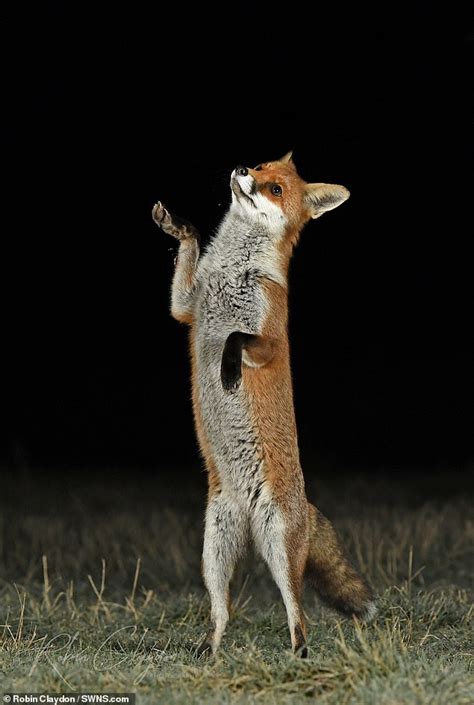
(0, 466, 472, 704)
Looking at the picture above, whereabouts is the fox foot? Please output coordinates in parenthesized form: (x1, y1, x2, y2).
(195, 632, 214, 658)
(293, 625, 308, 658)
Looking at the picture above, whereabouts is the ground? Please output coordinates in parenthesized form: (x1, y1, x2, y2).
(0, 465, 473, 704)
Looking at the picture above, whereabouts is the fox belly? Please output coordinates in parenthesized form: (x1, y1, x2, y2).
(192, 327, 265, 502)
(190, 260, 268, 489)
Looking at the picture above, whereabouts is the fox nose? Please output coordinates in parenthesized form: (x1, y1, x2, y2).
(235, 165, 248, 177)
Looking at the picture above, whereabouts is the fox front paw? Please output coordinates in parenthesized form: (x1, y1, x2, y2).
(152, 201, 173, 229)
(152, 202, 199, 241)
(222, 374, 242, 394)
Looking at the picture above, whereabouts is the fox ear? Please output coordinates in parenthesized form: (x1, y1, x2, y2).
(305, 183, 350, 219)
(278, 150, 295, 166)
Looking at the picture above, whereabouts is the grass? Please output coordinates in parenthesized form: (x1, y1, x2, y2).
(0, 465, 473, 704)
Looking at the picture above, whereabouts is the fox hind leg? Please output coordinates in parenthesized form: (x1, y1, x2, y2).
(252, 501, 309, 657)
(198, 492, 249, 656)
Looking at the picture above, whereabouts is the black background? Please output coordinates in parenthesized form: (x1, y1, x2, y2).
(2, 4, 473, 473)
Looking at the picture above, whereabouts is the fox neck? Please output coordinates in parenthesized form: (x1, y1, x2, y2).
(213, 207, 301, 288)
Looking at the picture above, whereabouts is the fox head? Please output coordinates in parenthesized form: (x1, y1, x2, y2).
(230, 152, 349, 246)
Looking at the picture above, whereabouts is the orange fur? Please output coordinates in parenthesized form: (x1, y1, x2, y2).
(243, 278, 310, 649)
(243, 280, 301, 498)
(248, 162, 310, 232)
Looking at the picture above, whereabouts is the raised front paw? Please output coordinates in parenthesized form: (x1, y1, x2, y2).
(152, 201, 173, 229)
(152, 202, 199, 242)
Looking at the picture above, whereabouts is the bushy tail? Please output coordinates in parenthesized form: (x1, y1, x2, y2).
(305, 503, 376, 620)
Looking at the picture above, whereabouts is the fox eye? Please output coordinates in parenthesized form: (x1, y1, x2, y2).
(270, 183, 282, 196)
(254, 164, 262, 171)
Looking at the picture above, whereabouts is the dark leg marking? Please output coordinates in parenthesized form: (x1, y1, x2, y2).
(294, 624, 308, 658)
(221, 332, 254, 393)
(195, 631, 214, 658)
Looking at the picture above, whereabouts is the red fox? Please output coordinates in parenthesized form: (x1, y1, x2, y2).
(152, 152, 375, 657)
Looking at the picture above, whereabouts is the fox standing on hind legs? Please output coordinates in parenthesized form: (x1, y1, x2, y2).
(152, 152, 376, 657)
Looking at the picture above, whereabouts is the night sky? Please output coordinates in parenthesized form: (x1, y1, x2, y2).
(3, 5, 473, 472)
